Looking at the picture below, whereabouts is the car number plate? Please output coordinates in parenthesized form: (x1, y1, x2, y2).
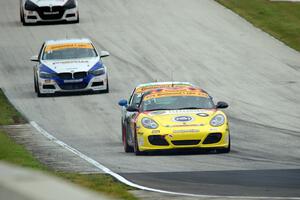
(64, 79, 83, 83)
(44, 11, 59, 15)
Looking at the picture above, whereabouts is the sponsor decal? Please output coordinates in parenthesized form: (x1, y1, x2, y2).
(173, 116, 194, 122)
(197, 113, 209, 117)
(45, 43, 93, 52)
(173, 129, 200, 133)
(144, 90, 208, 100)
(135, 84, 190, 94)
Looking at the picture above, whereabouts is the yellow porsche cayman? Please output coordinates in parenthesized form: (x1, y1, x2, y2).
(119, 86, 230, 155)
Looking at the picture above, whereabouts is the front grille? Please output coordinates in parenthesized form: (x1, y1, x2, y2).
(171, 140, 200, 146)
(43, 85, 55, 89)
(148, 135, 169, 146)
(92, 81, 104, 87)
(37, 6, 65, 20)
(74, 72, 87, 79)
(59, 82, 88, 90)
(58, 73, 72, 80)
(203, 133, 222, 144)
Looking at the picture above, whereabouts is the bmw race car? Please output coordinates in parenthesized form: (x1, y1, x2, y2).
(31, 38, 110, 97)
(20, 0, 79, 25)
(118, 86, 230, 155)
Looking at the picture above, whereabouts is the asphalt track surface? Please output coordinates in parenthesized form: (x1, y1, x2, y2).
(0, 0, 300, 198)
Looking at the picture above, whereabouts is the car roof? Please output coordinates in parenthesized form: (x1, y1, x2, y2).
(134, 82, 194, 94)
(44, 38, 92, 45)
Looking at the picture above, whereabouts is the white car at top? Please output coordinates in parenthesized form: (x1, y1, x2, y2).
(31, 38, 110, 97)
(20, 0, 79, 25)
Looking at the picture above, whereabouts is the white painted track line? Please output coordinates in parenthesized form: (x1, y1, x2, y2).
(30, 121, 300, 200)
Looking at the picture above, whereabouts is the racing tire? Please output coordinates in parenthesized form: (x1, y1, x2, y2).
(134, 132, 144, 156)
(75, 13, 80, 23)
(36, 83, 47, 97)
(103, 79, 109, 93)
(34, 77, 38, 93)
(217, 136, 231, 153)
(122, 124, 134, 153)
(20, 9, 27, 25)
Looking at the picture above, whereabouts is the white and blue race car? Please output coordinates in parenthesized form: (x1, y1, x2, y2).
(20, 0, 79, 25)
(31, 38, 110, 97)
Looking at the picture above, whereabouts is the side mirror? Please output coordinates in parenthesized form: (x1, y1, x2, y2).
(126, 106, 139, 112)
(30, 55, 39, 62)
(100, 51, 110, 58)
(118, 99, 128, 107)
(216, 101, 229, 109)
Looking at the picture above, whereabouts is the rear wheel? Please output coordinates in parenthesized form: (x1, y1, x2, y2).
(122, 123, 134, 153)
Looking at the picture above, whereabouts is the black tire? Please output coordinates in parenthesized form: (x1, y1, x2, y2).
(20, 11, 24, 23)
(134, 132, 144, 156)
(217, 136, 231, 153)
(34, 76, 38, 93)
(103, 79, 109, 93)
(36, 83, 46, 97)
(122, 123, 134, 153)
(75, 14, 80, 23)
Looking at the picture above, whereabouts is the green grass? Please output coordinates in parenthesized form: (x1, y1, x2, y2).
(58, 173, 138, 200)
(0, 90, 26, 125)
(0, 130, 47, 169)
(0, 88, 138, 200)
(216, 0, 300, 52)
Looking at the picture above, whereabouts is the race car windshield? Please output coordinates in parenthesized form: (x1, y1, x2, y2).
(42, 47, 97, 60)
(141, 96, 214, 111)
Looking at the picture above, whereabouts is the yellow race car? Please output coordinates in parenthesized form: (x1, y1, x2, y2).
(119, 86, 230, 155)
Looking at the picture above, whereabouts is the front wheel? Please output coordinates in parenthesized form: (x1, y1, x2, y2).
(217, 136, 231, 153)
(103, 79, 109, 93)
(36, 83, 46, 97)
(134, 132, 144, 156)
(34, 76, 38, 93)
(122, 123, 134, 153)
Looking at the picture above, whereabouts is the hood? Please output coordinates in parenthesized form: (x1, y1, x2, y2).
(29, 0, 68, 7)
(143, 109, 221, 127)
(41, 57, 101, 73)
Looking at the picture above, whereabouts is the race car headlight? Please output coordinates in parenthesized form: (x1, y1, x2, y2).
(89, 68, 105, 76)
(141, 117, 158, 129)
(210, 114, 225, 127)
(39, 71, 56, 79)
(64, 0, 76, 9)
(24, 0, 38, 11)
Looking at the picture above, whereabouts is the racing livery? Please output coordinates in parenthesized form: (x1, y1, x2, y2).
(118, 82, 194, 152)
(118, 86, 230, 155)
(31, 38, 109, 97)
(20, 0, 79, 25)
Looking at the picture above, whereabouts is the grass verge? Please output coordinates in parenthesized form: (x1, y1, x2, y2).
(0, 89, 138, 200)
(216, 0, 300, 52)
(0, 89, 26, 125)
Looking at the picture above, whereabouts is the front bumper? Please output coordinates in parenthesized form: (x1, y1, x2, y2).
(38, 74, 108, 94)
(23, 7, 78, 23)
(136, 125, 230, 152)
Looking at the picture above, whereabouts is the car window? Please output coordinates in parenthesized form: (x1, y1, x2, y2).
(141, 96, 215, 111)
(42, 43, 97, 60)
